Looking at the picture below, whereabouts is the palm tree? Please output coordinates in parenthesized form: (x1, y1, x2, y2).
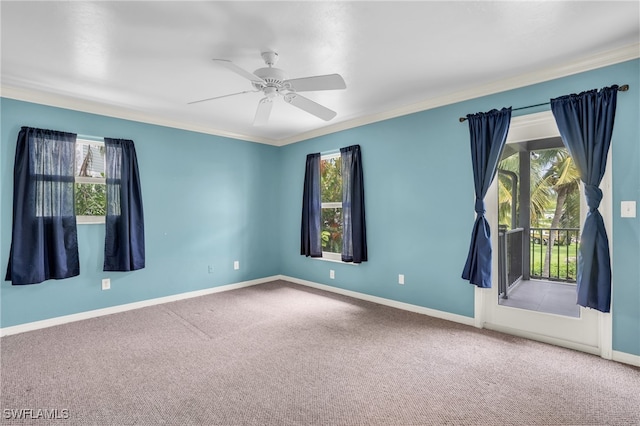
(497, 154, 519, 229)
(537, 149, 581, 277)
(560, 189, 580, 229)
(497, 152, 554, 229)
(498, 148, 581, 279)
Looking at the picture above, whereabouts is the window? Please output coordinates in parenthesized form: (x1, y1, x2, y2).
(6, 128, 146, 284)
(75, 138, 106, 224)
(320, 153, 342, 261)
(301, 145, 366, 264)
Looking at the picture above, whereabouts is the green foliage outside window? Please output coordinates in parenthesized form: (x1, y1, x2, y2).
(75, 142, 106, 217)
(321, 156, 342, 203)
(498, 147, 581, 280)
(321, 156, 342, 253)
(75, 182, 106, 216)
(321, 208, 342, 253)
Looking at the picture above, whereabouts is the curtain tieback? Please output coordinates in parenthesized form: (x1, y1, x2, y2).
(474, 198, 486, 215)
(584, 184, 603, 211)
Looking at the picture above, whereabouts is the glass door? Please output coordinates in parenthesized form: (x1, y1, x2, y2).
(479, 111, 609, 357)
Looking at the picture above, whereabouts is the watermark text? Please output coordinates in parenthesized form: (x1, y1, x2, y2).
(3, 408, 69, 420)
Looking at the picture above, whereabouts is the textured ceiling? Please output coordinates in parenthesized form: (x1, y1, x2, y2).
(1, 1, 639, 144)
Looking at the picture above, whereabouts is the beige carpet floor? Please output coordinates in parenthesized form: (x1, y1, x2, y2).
(1, 280, 639, 425)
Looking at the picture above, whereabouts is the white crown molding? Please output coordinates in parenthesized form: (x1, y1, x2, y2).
(278, 42, 640, 146)
(2, 43, 638, 147)
(0, 85, 280, 146)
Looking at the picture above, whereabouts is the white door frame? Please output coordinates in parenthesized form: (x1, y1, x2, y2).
(473, 110, 613, 359)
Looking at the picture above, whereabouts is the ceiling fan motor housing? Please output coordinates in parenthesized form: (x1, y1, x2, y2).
(252, 67, 289, 92)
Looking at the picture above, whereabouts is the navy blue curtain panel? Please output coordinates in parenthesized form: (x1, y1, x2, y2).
(340, 145, 367, 263)
(104, 138, 145, 271)
(5, 127, 79, 285)
(551, 86, 618, 313)
(300, 153, 322, 257)
(462, 108, 512, 288)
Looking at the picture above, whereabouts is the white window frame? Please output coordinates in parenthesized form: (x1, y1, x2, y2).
(75, 138, 106, 225)
(320, 152, 343, 262)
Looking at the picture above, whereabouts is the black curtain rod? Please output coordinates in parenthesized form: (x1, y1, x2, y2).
(458, 84, 629, 123)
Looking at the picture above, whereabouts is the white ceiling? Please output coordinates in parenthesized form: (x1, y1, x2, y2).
(2, 1, 639, 145)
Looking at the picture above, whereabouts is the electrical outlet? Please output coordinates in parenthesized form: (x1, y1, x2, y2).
(101, 278, 111, 290)
(208, 265, 214, 274)
(398, 274, 405, 285)
(621, 201, 636, 218)
(234, 261, 240, 270)
(330, 270, 335, 279)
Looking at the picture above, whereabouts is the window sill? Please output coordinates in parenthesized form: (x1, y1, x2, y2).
(77, 216, 105, 225)
(311, 253, 360, 265)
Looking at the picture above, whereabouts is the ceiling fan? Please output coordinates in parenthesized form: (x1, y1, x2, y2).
(189, 51, 346, 125)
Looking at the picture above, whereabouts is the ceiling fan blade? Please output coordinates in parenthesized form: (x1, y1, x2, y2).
(212, 59, 264, 83)
(187, 90, 256, 105)
(285, 74, 346, 92)
(253, 98, 273, 126)
(284, 93, 337, 121)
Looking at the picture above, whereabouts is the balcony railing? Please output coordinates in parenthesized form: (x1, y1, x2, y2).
(529, 227, 579, 283)
(498, 227, 524, 299)
(499, 227, 579, 299)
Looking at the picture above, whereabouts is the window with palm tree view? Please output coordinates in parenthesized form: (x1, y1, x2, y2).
(498, 145, 580, 288)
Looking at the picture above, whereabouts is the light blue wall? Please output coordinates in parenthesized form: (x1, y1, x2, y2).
(1, 99, 280, 327)
(279, 106, 476, 317)
(1, 60, 638, 357)
(278, 59, 640, 356)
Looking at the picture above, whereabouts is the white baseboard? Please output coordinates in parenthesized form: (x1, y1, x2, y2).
(278, 275, 640, 368)
(277, 275, 476, 327)
(612, 350, 640, 367)
(0, 275, 278, 337)
(483, 322, 601, 356)
(484, 325, 640, 368)
(4, 274, 638, 369)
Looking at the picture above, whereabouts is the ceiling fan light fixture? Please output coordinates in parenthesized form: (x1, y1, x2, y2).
(264, 86, 278, 98)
